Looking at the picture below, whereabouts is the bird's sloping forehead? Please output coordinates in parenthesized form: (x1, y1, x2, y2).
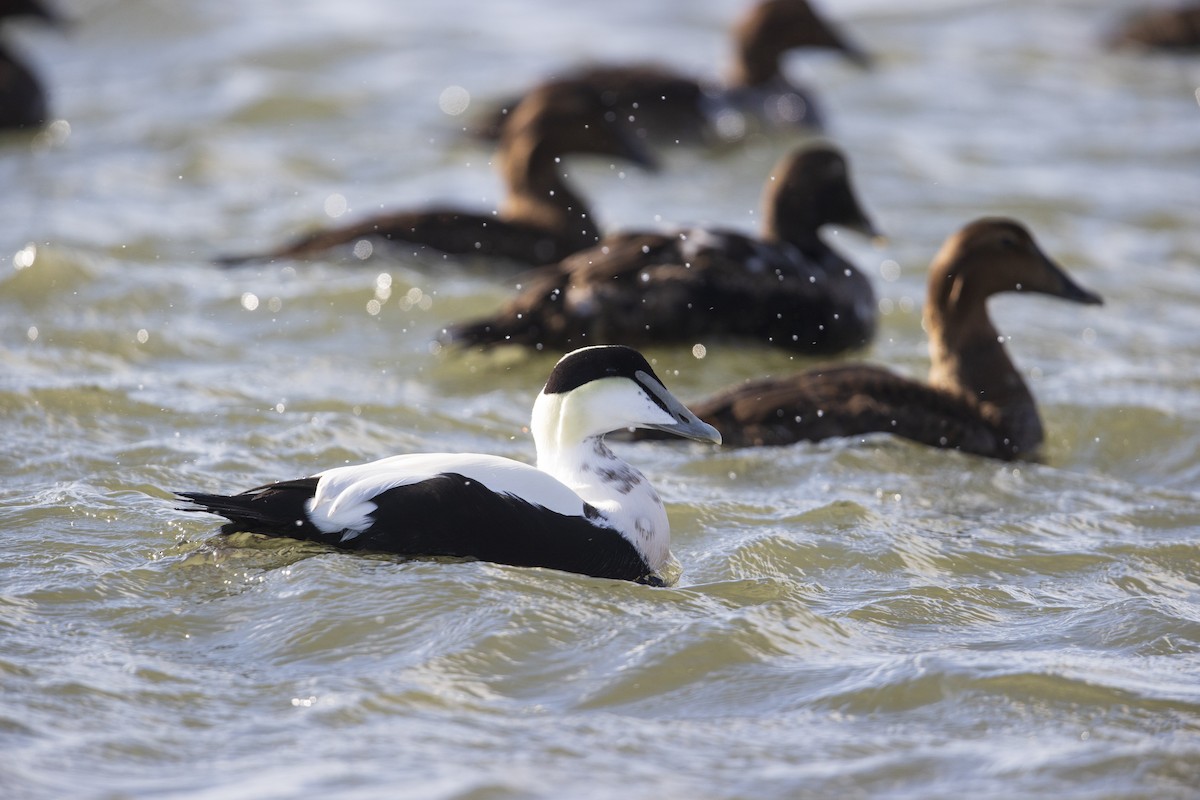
(542, 345, 663, 395)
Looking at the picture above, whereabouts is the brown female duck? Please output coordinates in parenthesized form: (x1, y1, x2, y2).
(476, 0, 869, 145)
(217, 80, 656, 268)
(1107, 4, 1200, 52)
(634, 218, 1103, 461)
(0, 0, 62, 131)
(445, 142, 878, 355)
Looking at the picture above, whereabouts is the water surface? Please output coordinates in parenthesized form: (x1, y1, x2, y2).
(2, 0, 1199, 797)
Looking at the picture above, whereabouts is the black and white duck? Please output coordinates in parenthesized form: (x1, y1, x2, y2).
(177, 345, 721, 585)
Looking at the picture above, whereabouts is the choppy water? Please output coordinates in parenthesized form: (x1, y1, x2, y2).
(3, 0, 1200, 797)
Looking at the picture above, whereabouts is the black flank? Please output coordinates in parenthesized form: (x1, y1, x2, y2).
(178, 473, 656, 584)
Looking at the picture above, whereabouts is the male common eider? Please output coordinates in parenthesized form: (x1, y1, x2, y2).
(630, 218, 1103, 461)
(444, 142, 879, 355)
(0, 0, 62, 131)
(216, 80, 657, 268)
(474, 0, 870, 145)
(177, 345, 720, 584)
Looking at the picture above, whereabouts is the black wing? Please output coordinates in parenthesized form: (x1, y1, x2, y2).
(215, 209, 574, 268)
(178, 473, 657, 583)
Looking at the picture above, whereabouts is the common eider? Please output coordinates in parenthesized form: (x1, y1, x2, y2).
(177, 345, 721, 585)
(216, 80, 657, 268)
(474, 0, 870, 145)
(1106, 4, 1200, 52)
(444, 142, 879, 355)
(629, 218, 1104, 461)
(0, 0, 62, 132)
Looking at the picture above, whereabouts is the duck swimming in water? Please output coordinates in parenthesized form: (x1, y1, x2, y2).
(0, 0, 62, 131)
(216, 80, 657, 268)
(474, 0, 870, 146)
(177, 345, 720, 585)
(445, 142, 879, 356)
(1106, 4, 1200, 52)
(630, 218, 1103, 461)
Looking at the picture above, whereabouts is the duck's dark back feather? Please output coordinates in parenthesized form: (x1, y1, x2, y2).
(0, 0, 62, 131)
(0, 42, 46, 130)
(1107, 5, 1200, 51)
(178, 474, 656, 583)
(215, 208, 586, 268)
(630, 364, 1012, 458)
(444, 230, 874, 354)
(475, 64, 710, 144)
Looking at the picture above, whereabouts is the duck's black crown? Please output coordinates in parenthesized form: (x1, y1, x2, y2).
(542, 345, 663, 396)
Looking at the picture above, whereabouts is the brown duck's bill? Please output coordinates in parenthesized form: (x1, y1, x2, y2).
(615, 132, 660, 173)
(839, 214, 884, 243)
(832, 33, 873, 69)
(1046, 258, 1104, 306)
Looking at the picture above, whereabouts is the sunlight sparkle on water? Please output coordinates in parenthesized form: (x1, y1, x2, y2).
(375, 273, 393, 301)
(438, 85, 471, 116)
(401, 287, 432, 311)
(13, 243, 36, 270)
(324, 193, 348, 218)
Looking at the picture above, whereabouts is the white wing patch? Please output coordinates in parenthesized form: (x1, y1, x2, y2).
(676, 227, 727, 263)
(305, 453, 589, 535)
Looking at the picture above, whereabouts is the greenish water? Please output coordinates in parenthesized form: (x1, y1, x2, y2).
(2, 1, 1199, 798)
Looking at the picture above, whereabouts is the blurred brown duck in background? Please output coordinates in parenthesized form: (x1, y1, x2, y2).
(473, 0, 870, 146)
(630, 218, 1103, 461)
(1106, 3, 1200, 52)
(0, 0, 62, 131)
(217, 80, 657, 268)
(445, 142, 879, 355)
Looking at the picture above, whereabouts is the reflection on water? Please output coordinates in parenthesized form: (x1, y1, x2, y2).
(2, 0, 1200, 798)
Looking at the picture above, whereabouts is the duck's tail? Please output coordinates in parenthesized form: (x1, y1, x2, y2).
(176, 478, 320, 537)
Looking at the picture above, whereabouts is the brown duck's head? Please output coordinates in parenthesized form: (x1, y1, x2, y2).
(498, 79, 658, 171)
(929, 218, 1104, 316)
(1, 0, 64, 25)
(762, 142, 880, 244)
(732, 0, 871, 86)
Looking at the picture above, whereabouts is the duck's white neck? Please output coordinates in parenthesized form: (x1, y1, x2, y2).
(532, 394, 671, 570)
